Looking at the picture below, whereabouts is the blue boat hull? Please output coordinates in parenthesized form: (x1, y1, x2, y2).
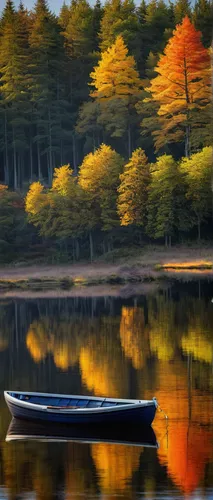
(6, 399, 156, 425)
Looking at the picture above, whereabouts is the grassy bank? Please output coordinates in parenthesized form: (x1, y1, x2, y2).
(0, 245, 212, 291)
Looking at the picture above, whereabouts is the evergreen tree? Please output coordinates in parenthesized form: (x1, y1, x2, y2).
(145, 0, 175, 51)
(58, 2, 70, 30)
(99, 0, 140, 58)
(117, 148, 150, 228)
(180, 147, 212, 240)
(63, 0, 95, 169)
(193, 0, 213, 47)
(79, 144, 123, 235)
(174, 0, 191, 24)
(29, 0, 66, 183)
(90, 35, 142, 155)
(0, 0, 31, 187)
(147, 155, 186, 245)
(92, 0, 103, 52)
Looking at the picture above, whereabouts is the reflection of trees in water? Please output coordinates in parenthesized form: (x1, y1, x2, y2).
(91, 443, 142, 495)
(119, 306, 150, 369)
(26, 316, 91, 370)
(65, 443, 97, 497)
(147, 296, 179, 361)
(158, 422, 213, 496)
(1, 441, 64, 500)
(79, 317, 129, 397)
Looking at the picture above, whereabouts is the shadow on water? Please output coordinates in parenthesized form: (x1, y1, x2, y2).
(0, 279, 212, 498)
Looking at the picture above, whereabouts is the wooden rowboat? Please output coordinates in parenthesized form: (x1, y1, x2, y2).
(6, 417, 158, 448)
(4, 391, 158, 426)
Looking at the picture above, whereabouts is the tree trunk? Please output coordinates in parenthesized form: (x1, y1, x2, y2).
(30, 137, 33, 182)
(127, 124, 132, 158)
(75, 238, 80, 260)
(197, 216, 201, 241)
(60, 140, 63, 166)
(4, 110, 9, 185)
(13, 128, 18, 189)
(165, 234, 168, 247)
(185, 121, 191, 158)
(37, 139, 41, 180)
(48, 107, 53, 182)
(72, 134, 77, 174)
(89, 231, 94, 262)
(183, 57, 191, 158)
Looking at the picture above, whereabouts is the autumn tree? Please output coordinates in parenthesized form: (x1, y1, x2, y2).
(117, 148, 150, 229)
(180, 147, 212, 240)
(78, 144, 123, 258)
(90, 35, 142, 155)
(144, 16, 211, 157)
(25, 166, 88, 259)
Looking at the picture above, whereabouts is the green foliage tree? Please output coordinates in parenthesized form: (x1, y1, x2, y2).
(79, 144, 124, 244)
(193, 0, 213, 47)
(29, 0, 66, 182)
(180, 147, 212, 240)
(117, 148, 150, 229)
(174, 0, 191, 24)
(0, 0, 31, 187)
(147, 155, 186, 245)
(99, 0, 140, 57)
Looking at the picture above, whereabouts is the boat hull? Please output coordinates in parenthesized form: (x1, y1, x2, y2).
(5, 397, 156, 426)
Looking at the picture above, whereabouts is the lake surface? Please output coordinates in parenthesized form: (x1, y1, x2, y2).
(0, 280, 212, 499)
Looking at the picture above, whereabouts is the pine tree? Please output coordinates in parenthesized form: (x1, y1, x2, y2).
(145, 16, 211, 156)
(63, 0, 95, 170)
(90, 35, 142, 155)
(58, 2, 70, 30)
(174, 0, 191, 24)
(147, 155, 184, 244)
(180, 147, 212, 240)
(29, 0, 67, 183)
(79, 144, 123, 237)
(99, 0, 140, 58)
(0, 0, 31, 188)
(91, 0, 103, 52)
(193, 0, 213, 47)
(117, 148, 150, 228)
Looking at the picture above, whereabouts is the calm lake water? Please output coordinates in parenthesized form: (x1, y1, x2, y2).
(0, 280, 212, 499)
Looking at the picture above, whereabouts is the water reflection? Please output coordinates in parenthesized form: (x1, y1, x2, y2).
(0, 281, 212, 498)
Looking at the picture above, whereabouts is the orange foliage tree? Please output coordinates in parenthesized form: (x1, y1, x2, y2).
(145, 16, 211, 156)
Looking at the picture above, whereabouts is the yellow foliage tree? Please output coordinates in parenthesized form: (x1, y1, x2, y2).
(79, 144, 123, 257)
(90, 35, 142, 155)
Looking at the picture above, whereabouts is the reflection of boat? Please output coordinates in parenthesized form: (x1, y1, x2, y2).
(6, 418, 158, 448)
(4, 391, 157, 425)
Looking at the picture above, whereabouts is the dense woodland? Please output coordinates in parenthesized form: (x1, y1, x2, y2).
(0, 0, 212, 262)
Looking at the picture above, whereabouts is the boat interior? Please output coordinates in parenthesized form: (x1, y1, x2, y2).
(8, 393, 131, 409)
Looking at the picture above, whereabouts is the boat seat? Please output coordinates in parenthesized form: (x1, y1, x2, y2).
(47, 405, 79, 410)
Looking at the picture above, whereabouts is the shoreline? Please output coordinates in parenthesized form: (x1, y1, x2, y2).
(0, 246, 212, 293)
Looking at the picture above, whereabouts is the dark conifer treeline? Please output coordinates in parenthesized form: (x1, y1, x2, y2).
(0, 0, 212, 189)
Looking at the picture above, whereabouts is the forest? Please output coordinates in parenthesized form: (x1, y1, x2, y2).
(0, 0, 212, 262)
